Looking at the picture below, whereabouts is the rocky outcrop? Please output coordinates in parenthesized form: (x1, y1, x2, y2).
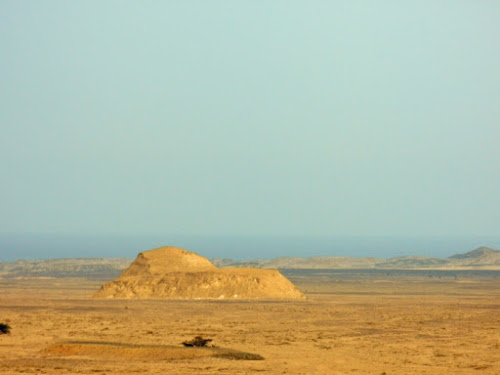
(93, 247, 305, 300)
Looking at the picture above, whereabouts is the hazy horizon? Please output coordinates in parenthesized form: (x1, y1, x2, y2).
(1, 2, 499, 260)
(1, 232, 499, 262)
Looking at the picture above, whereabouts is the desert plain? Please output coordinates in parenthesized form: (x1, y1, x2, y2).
(0, 272, 499, 375)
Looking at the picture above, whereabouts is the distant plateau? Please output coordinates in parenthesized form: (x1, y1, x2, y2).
(0, 247, 499, 279)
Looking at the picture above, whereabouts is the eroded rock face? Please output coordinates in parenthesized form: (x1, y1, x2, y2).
(93, 247, 305, 300)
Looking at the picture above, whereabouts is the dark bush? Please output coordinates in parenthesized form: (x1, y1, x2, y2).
(0, 323, 11, 335)
(182, 336, 212, 347)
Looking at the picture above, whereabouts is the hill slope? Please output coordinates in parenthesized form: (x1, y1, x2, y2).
(447, 247, 500, 267)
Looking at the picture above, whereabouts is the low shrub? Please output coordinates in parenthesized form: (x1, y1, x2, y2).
(0, 323, 11, 335)
(182, 336, 212, 347)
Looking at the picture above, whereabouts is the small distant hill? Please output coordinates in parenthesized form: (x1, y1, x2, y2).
(448, 246, 498, 259)
(376, 256, 449, 269)
(212, 247, 500, 270)
(447, 247, 500, 267)
(0, 258, 132, 278)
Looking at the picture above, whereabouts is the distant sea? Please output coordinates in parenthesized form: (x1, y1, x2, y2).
(1, 234, 499, 262)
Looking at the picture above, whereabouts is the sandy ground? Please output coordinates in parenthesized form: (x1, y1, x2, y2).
(0, 275, 499, 375)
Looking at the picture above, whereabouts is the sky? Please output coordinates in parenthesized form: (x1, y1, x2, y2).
(1, 2, 499, 256)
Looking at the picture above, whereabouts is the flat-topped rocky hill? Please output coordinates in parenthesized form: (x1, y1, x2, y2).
(93, 247, 305, 300)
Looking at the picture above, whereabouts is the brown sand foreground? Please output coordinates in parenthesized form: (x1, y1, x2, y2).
(0, 276, 499, 374)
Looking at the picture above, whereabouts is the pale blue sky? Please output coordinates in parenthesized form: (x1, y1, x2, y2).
(1, 1, 499, 239)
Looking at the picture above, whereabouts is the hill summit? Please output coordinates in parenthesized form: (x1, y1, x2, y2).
(120, 247, 216, 276)
(93, 247, 304, 300)
(448, 247, 498, 260)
